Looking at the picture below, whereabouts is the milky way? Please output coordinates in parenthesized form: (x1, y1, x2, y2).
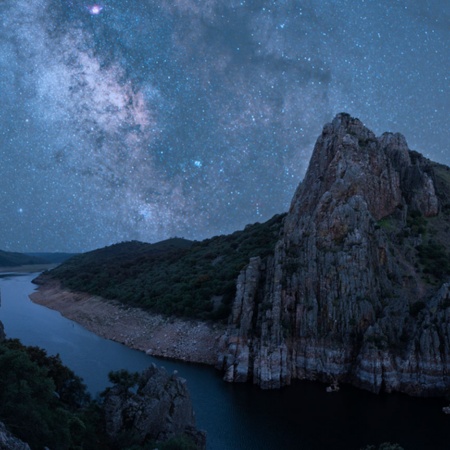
(0, 0, 448, 252)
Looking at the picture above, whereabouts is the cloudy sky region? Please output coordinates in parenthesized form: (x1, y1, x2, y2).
(0, 0, 448, 252)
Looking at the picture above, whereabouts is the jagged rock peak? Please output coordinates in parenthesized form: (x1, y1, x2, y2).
(288, 113, 438, 229)
(218, 113, 450, 395)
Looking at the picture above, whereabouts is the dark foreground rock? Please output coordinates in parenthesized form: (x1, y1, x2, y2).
(103, 364, 206, 449)
(0, 422, 30, 450)
(218, 113, 450, 396)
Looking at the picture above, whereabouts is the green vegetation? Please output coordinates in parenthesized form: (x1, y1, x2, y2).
(0, 339, 106, 449)
(47, 214, 284, 321)
(0, 341, 199, 449)
(377, 204, 449, 286)
(417, 240, 450, 278)
(376, 217, 396, 232)
(406, 210, 428, 236)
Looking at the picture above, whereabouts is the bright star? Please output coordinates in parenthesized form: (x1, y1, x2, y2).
(87, 4, 103, 15)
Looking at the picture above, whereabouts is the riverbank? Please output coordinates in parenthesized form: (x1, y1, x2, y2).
(29, 280, 225, 365)
(0, 264, 56, 273)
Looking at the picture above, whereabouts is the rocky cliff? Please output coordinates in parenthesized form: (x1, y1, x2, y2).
(102, 364, 206, 449)
(218, 113, 450, 396)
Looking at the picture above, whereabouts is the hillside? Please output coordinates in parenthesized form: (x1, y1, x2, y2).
(25, 252, 77, 264)
(0, 250, 48, 267)
(39, 218, 284, 321)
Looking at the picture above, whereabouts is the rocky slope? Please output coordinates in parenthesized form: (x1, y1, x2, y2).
(218, 113, 450, 396)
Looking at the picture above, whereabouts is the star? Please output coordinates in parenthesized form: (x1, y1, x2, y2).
(87, 4, 103, 15)
(0, 0, 447, 252)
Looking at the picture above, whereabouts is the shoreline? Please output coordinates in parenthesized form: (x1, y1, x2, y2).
(29, 280, 226, 366)
(0, 264, 57, 274)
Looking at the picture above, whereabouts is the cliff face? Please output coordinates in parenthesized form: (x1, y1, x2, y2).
(218, 113, 450, 395)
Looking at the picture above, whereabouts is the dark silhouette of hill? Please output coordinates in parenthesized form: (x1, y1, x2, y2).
(0, 250, 48, 267)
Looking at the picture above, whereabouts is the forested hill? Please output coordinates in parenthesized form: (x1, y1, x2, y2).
(0, 250, 48, 267)
(26, 252, 77, 264)
(38, 215, 285, 321)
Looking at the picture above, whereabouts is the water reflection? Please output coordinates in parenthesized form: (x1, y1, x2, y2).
(0, 273, 449, 450)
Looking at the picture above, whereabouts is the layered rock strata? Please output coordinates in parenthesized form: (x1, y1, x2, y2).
(218, 113, 450, 395)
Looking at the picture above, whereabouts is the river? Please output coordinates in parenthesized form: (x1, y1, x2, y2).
(0, 272, 449, 450)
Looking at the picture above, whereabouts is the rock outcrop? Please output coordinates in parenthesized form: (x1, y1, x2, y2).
(218, 113, 450, 395)
(0, 422, 30, 450)
(102, 364, 206, 449)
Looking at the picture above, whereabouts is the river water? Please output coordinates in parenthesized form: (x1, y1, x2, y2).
(0, 272, 449, 450)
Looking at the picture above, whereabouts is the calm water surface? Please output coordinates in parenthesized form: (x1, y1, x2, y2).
(1, 272, 449, 450)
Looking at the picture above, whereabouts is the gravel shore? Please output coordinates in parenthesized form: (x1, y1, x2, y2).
(29, 280, 226, 365)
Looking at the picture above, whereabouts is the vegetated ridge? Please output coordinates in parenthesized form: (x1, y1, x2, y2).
(25, 252, 77, 264)
(0, 250, 48, 267)
(38, 113, 450, 396)
(40, 219, 283, 321)
(0, 250, 75, 267)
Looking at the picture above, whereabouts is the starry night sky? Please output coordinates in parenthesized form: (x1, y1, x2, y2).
(1, 0, 448, 252)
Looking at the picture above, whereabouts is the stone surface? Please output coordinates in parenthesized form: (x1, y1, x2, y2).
(102, 364, 206, 448)
(218, 113, 450, 395)
(0, 422, 30, 450)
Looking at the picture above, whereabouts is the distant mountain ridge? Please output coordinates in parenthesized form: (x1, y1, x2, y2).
(0, 250, 75, 267)
(38, 113, 450, 396)
(0, 250, 47, 267)
(40, 223, 283, 321)
(25, 253, 77, 264)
